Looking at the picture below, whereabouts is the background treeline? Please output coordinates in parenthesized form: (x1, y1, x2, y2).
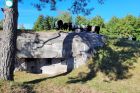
(1, 12, 139, 40)
(33, 15, 57, 31)
(33, 12, 140, 40)
(33, 12, 72, 31)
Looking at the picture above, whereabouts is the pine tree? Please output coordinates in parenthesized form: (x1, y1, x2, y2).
(33, 15, 44, 31)
(43, 16, 55, 31)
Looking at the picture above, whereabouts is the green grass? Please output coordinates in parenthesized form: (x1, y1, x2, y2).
(0, 37, 140, 93)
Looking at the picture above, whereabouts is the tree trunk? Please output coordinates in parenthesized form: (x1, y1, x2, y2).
(0, 0, 18, 80)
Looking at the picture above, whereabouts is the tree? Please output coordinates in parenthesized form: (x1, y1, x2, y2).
(34, 15, 56, 31)
(43, 16, 55, 30)
(0, 0, 104, 81)
(0, 20, 3, 29)
(57, 11, 72, 23)
(33, 15, 44, 31)
(89, 15, 105, 27)
(105, 15, 138, 37)
(136, 17, 140, 29)
(118, 15, 137, 37)
(0, 0, 18, 80)
(106, 16, 120, 35)
(135, 17, 140, 38)
(75, 16, 88, 25)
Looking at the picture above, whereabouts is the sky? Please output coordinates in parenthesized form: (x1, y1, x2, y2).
(0, 0, 140, 29)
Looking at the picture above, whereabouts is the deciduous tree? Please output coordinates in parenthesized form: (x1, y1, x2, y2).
(75, 16, 88, 25)
(89, 15, 105, 27)
(57, 11, 72, 23)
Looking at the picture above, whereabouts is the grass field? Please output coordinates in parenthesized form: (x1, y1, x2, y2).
(0, 37, 140, 93)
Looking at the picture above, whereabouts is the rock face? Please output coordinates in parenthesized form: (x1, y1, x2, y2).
(1, 31, 106, 76)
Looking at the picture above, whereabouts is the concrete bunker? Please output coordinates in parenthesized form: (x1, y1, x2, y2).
(14, 32, 105, 76)
(19, 58, 67, 75)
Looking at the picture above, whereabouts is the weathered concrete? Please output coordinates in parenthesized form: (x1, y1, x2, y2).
(16, 32, 105, 58)
(0, 31, 106, 76)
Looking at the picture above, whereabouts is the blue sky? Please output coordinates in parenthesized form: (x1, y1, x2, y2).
(0, 0, 140, 29)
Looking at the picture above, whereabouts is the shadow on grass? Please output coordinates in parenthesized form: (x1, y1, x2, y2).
(23, 72, 70, 84)
(0, 80, 35, 93)
(21, 84, 35, 93)
(67, 38, 140, 83)
(23, 37, 140, 84)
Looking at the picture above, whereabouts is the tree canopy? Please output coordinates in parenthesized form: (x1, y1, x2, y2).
(18, 0, 104, 15)
(33, 15, 45, 31)
(89, 16, 104, 27)
(33, 14, 140, 40)
(57, 11, 72, 23)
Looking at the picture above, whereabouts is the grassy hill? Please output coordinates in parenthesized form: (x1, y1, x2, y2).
(0, 37, 140, 93)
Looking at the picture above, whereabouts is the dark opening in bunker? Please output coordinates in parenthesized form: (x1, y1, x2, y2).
(47, 58, 52, 65)
(22, 58, 66, 74)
